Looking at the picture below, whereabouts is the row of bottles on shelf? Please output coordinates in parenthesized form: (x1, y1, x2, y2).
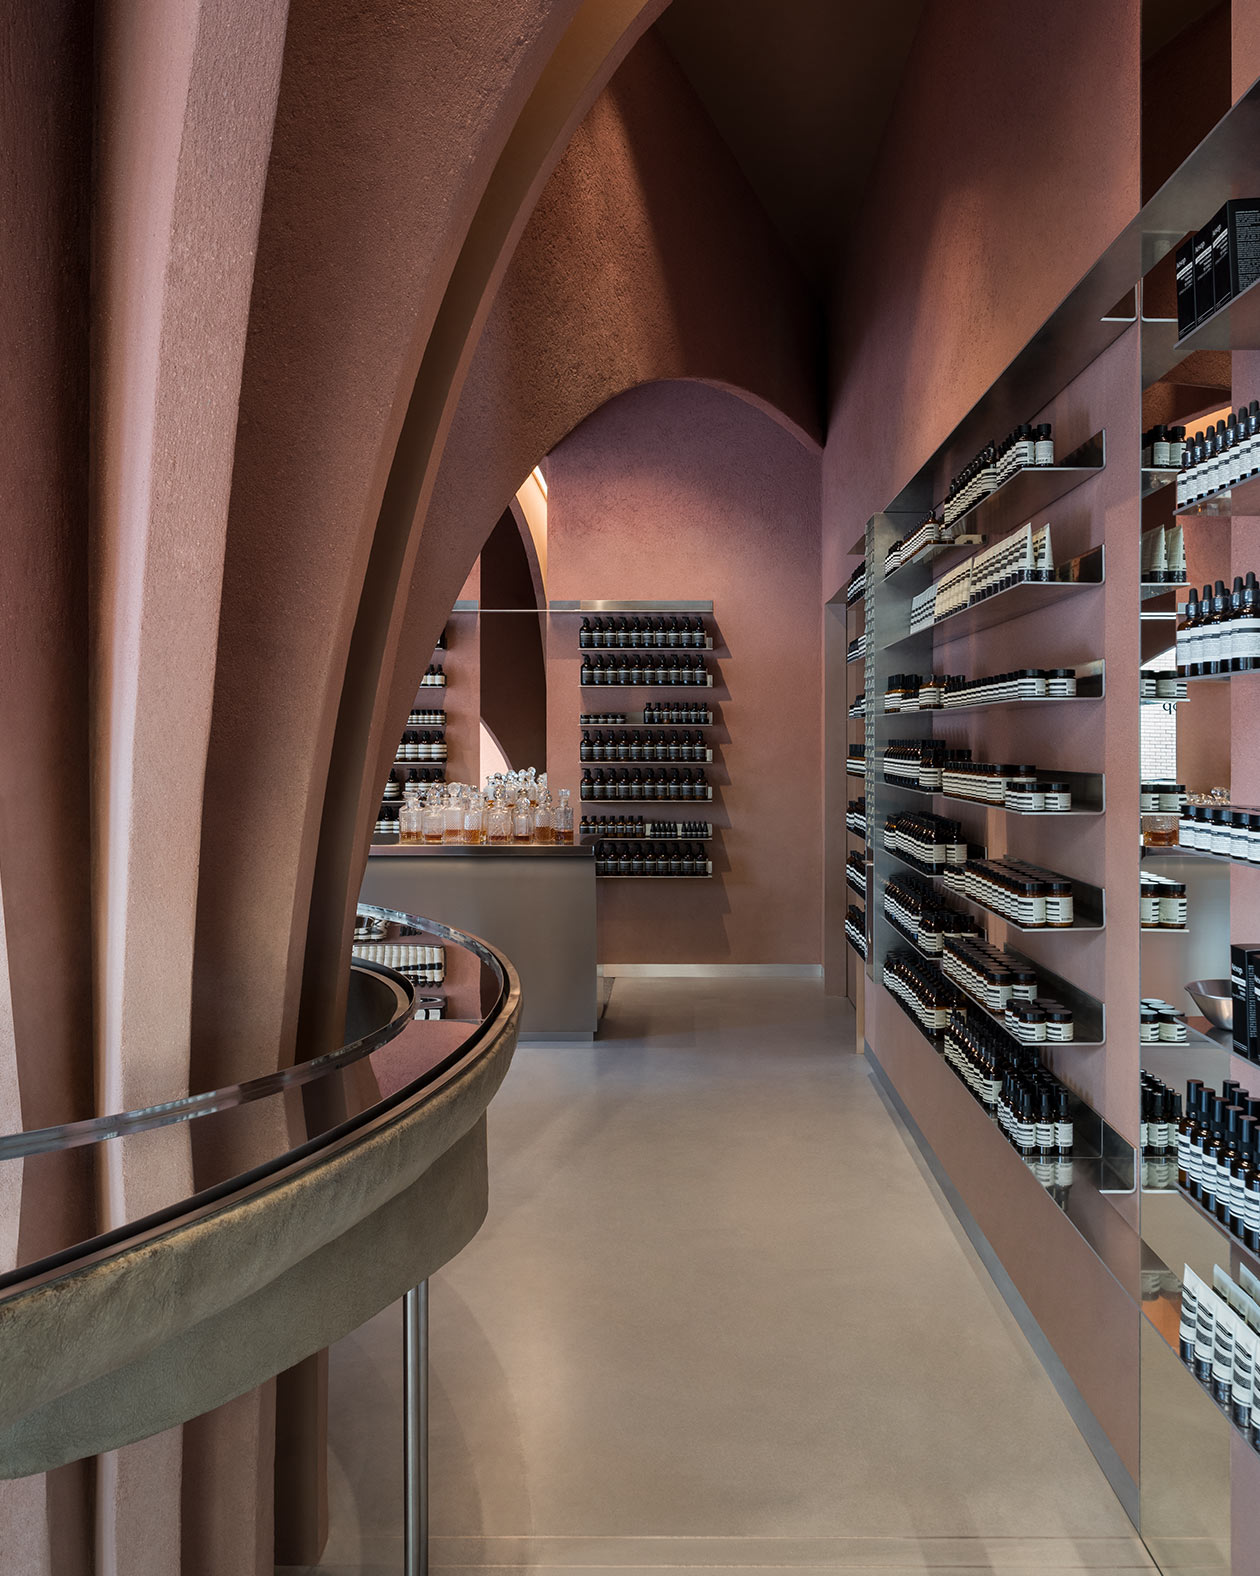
(1139, 1072, 1181, 1188)
(1175, 403, 1260, 507)
(882, 874, 1075, 1038)
(1139, 999, 1189, 1045)
(1140, 872, 1188, 929)
(407, 708, 446, 727)
(881, 740, 1074, 810)
(844, 904, 867, 955)
(881, 957, 1076, 1188)
(846, 631, 868, 664)
(581, 816, 711, 839)
(1176, 575, 1260, 675)
(848, 692, 866, 718)
(845, 797, 866, 836)
(580, 654, 712, 686)
(350, 939, 446, 987)
(383, 768, 446, 799)
(941, 425, 1057, 523)
(580, 768, 711, 800)
(592, 840, 711, 877)
(847, 743, 865, 773)
(399, 775, 574, 845)
(1140, 523, 1187, 584)
(419, 664, 446, 687)
(1139, 673, 1188, 700)
(941, 933, 1075, 1041)
(579, 614, 708, 649)
(945, 851, 1076, 928)
(882, 428, 1059, 576)
(1141, 424, 1188, 469)
(580, 729, 708, 762)
(882, 810, 969, 873)
(396, 732, 446, 761)
(580, 705, 713, 725)
(1170, 802, 1260, 861)
(845, 562, 866, 604)
(909, 523, 1055, 632)
(845, 852, 865, 892)
(883, 872, 977, 956)
(884, 668, 1078, 711)
(1178, 1077, 1260, 1253)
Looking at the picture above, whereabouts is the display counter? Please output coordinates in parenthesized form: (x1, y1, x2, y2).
(362, 843, 597, 1039)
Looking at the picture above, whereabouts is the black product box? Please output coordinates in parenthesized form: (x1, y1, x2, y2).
(1193, 229, 1216, 329)
(1176, 237, 1198, 335)
(1231, 943, 1260, 1062)
(1211, 199, 1260, 315)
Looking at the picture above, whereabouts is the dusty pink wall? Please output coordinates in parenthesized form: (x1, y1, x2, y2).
(822, 0, 1140, 596)
(545, 380, 822, 965)
(822, 0, 1142, 1135)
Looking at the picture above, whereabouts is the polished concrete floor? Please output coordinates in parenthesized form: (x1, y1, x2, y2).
(290, 977, 1155, 1576)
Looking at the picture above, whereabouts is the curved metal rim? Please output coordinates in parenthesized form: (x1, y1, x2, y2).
(0, 957, 415, 1162)
(0, 908, 521, 1300)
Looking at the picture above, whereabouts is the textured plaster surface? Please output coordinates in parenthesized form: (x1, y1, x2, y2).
(545, 380, 822, 964)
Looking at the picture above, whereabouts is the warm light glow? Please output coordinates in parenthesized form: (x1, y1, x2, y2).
(515, 467, 549, 596)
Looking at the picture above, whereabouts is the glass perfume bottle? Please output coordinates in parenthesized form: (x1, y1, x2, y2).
(463, 791, 485, 845)
(534, 790, 556, 844)
(555, 787, 574, 844)
(421, 791, 445, 844)
(513, 797, 536, 842)
(487, 795, 512, 844)
(399, 787, 424, 844)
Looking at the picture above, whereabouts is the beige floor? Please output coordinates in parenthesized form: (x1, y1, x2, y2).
(290, 976, 1154, 1576)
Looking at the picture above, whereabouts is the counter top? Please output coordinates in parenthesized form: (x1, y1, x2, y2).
(369, 840, 593, 858)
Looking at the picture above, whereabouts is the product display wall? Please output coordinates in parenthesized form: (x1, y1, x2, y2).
(829, 16, 1260, 1566)
(544, 380, 823, 968)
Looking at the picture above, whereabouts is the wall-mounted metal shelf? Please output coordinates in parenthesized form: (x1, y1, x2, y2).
(581, 825, 714, 841)
(880, 768, 1105, 816)
(882, 439, 1105, 584)
(886, 906, 1107, 1045)
(1141, 466, 1179, 500)
(876, 660, 1105, 714)
(936, 431, 1106, 540)
(581, 749, 713, 763)
(883, 546, 1105, 653)
(581, 796, 713, 807)
(581, 676, 714, 688)
(882, 532, 986, 584)
(948, 881, 1106, 934)
(1170, 468, 1260, 519)
(580, 636, 714, 650)
(553, 599, 714, 613)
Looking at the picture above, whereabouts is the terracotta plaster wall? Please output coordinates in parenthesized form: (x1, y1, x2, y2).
(822, 0, 1140, 597)
(821, 0, 1142, 1128)
(545, 380, 822, 965)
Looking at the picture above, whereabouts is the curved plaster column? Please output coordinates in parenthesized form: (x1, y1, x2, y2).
(0, 6, 94, 1569)
(89, 2, 292, 1570)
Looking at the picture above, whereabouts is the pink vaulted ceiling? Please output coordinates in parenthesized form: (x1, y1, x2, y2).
(655, 0, 925, 286)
